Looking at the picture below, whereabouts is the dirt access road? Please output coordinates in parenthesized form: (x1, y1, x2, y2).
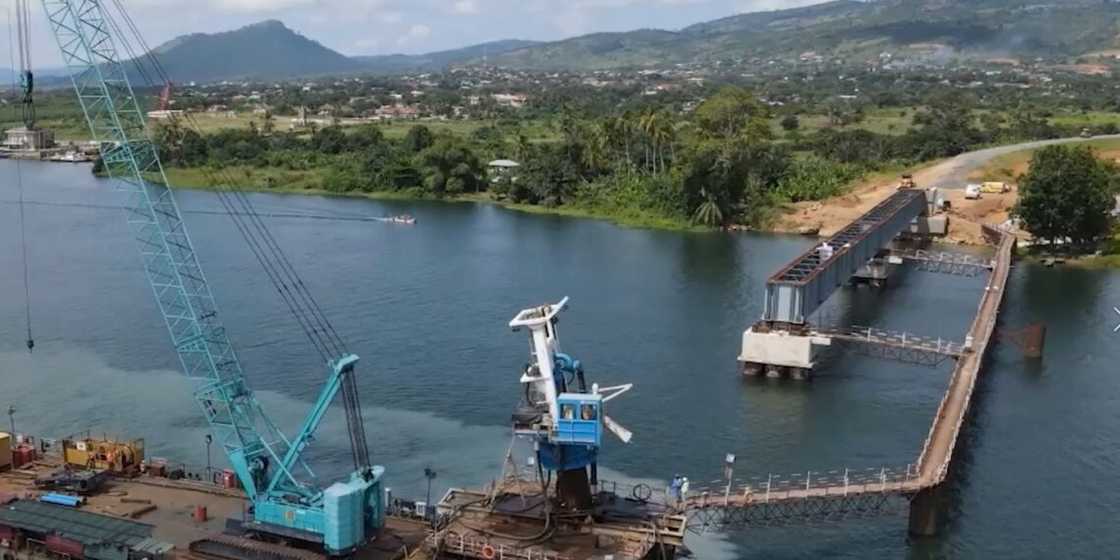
(776, 134, 1120, 244)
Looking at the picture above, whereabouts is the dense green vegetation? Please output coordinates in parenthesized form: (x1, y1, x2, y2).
(1013, 146, 1118, 248)
(145, 85, 1101, 230)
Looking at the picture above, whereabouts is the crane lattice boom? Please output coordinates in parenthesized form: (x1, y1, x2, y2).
(38, 0, 384, 553)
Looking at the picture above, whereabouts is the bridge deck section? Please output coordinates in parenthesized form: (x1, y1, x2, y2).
(765, 190, 928, 324)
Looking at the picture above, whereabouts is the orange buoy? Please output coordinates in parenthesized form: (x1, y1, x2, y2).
(481, 544, 496, 559)
(194, 505, 208, 522)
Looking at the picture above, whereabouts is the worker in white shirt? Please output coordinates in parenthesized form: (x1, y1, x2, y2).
(817, 242, 834, 260)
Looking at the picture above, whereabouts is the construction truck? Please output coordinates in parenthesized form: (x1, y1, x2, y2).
(898, 174, 916, 190)
(62, 435, 145, 475)
(981, 181, 1010, 194)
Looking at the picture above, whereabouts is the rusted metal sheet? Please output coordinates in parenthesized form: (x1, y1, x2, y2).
(46, 534, 84, 559)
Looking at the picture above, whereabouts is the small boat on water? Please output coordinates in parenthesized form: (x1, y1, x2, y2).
(50, 151, 92, 163)
(388, 214, 416, 225)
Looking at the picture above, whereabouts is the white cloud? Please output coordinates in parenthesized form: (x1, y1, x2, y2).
(353, 37, 381, 51)
(452, 0, 479, 14)
(209, 0, 320, 13)
(396, 23, 432, 46)
(736, 0, 822, 12)
(378, 11, 405, 24)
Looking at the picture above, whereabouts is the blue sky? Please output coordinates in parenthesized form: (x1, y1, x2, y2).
(6, 0, 825, 66)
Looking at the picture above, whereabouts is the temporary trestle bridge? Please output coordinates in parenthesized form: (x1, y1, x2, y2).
(722, 191, 1018, 536)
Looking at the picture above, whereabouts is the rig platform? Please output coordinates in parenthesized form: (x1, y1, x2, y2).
(427, 480, 686, 560)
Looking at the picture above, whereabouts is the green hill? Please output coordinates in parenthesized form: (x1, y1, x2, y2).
(143, 20, 360, 83)
(488, 0, 1120, 69)
(136, 22, 536, 83)
(122, 1, 1120, 81)
(353, 39, 541, 74)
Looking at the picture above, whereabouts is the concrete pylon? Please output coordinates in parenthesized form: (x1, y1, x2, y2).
(908, 486, 942, 537)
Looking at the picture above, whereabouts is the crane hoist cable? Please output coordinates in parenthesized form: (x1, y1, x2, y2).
(7, 7, 33, 353)
(14, 0, 33, 129)
(101, 2, 345, 362)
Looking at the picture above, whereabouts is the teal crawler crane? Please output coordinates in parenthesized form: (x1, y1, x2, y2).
(35, 0, 384, 554)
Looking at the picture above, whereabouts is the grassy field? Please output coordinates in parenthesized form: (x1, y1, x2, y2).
(779, 107, 916, 138)
(968, 137, 1120, 183)
(0, 97, 90, 141)
(163, 165, 328, 191)
(1049, 110, 1120, 129)
(155, 111, 563, 143)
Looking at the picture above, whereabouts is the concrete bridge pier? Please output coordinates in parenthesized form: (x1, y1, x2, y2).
(907, 485, 943, 537)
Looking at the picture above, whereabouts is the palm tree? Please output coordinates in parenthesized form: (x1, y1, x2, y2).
(262, 111, 275, 135)
(611, 112, 637, 171)
(638, 109, 676, 175)
(581, 123, 609, 173)
(638, 109, 657, 173)
(649, 112, 674, 174)
(692, 188, 724, 227)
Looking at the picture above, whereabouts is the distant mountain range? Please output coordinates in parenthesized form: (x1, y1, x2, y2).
(352, 40, 540, 75)
(487, 0, 1120, 69)
(60, 0, 1120, 84)
(118, 20, 537, 84)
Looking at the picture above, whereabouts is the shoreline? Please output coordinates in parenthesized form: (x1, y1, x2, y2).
(159, 167, 717, 232)
(150, 159, 1118, 267)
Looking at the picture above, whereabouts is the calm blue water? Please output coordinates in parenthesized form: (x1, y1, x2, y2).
(1, 160, 1118, 558)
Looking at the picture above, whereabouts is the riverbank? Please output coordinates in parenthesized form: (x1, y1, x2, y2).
(160, 166, 709, 232)
(159, 133, 1120, 255)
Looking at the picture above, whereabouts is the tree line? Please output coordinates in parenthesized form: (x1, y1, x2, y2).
(147, 86, 1111, 229)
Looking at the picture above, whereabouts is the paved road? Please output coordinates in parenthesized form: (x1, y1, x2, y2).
(916, 134, 1120, 189)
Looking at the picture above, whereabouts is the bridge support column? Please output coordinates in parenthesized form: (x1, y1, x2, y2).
(852, 250, 898, 287)
(739, 328, 831, 380)
(908, 486, 942, 537)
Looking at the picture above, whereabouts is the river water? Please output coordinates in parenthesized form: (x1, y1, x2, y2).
(1, 160, 1118, 558)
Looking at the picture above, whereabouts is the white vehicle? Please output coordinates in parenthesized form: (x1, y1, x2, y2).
(965, 184, 982, 200)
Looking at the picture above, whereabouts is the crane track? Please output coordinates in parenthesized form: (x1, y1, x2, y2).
(188, 535, 325, 560)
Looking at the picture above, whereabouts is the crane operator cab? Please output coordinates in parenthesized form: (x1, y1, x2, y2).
(556, 393, 602, 447)
(508, 298, 632, 509)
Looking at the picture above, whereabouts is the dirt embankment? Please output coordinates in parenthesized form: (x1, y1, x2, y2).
(772, 135, 1120, 245)
(773, 160, 1011, 245)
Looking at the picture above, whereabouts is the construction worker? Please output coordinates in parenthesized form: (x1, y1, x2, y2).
(669, 474, 683, 504)
(817, 242, 834, 261)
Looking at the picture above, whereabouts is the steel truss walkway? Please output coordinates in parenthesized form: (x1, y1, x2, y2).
(694, 231, 1015, 533)
(813, 325, 964, 367)
(897, 249, 994, 277)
